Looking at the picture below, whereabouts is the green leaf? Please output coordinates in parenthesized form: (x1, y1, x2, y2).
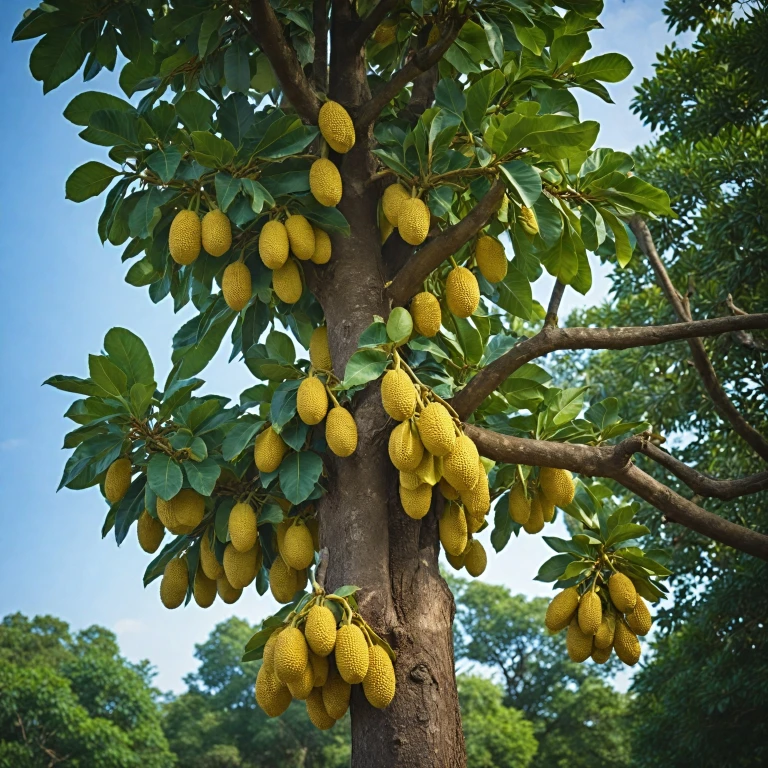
(176, 91, 215, 132)
(64, 91, 135, 126)
(270, 380, 301, 429)
(342, 349, 390, 389)
(606, 523, 651, 548)
(463, 70, 505, 132)
(191, 131, 237, 168)
(128, 188, 175, 239)
(114, 475, 147, 546)
(386, 307, 413, 344)
(599, 207, 633, 268)
(147, 453, 184, 501)
(222, 416, 264, 460)
(333, 585, 360, 598)
(224, 40, 251, 94)
(44, 375, 98, 396)
(241, 179, 274, 214)
(30, 26, 85, 93)
(573, 52, 633, 83)
(184, 457, 221, 496)
(452, 317, 483, 366)
(357, 321, 388, 348)
(534, 553, 578, 582)
(104, 327, 154, 387)
(490, 494, 517, 552)
(279, 451, 323, 505)
(585, 397, 620, 429)
(251, 115, 318, 159)
(143, 535, 188, 586)
(214, 173, 241, 213)
(434, 78, 466, 115)
(499, 161, 542, 208)
(492, 263, 532, 320)
(89, 354, 128, 397)
(266, 331, 295, 364)
(551, 32, 591, 70)
(83, 109, 140, 147)
(146, 146, 182, 183)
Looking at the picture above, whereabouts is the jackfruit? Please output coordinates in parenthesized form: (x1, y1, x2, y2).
(334, 624, 369, 684)
(410, 291, 441, 337)
(541, 497, 555, 523)
(169, 209, 201, 265)
(201, 209, 232, 257)
(259, 220, 289, 269)
(417, 401, 456, 457)
(297, 376, 329, 425)
(276, 520, 290, 553)
(566, 617, 593, 662)
(222, 261, 252, 311)
(613, 620, 641, 666)
(262, 629, 281, 673)
(309, 650, 329, 687)
(578, 590, 602, 636)
(442, 434, 480, 493)
(105, 457, 132, 504)
(193, 568, 217, 608)
(519, 205, 539, 236)
(216, 576, 242, 604)
(137, 510, 164, 553)
(446, 266, 480, 318)
(287, 661, 314, 700)
(311, 226, 332, 264)
(382, 183, 411, 227)
(507, 483, 531, 525)
(269, 555, 298, 604)
(397, 198, 430, 245)
(439, 502, 468, 557)
(282, 519, 315, 570)
(439, 477, 460, 500)
(160, 557, 188, 609)
(272, 259, 303, 303)
(464, 539, 487, 577)
(626, 596, 652, 636)
(309, 158, 343, 207)
(319, 100, 355, 154)
(223, 541, 261, 589)
(445, 546, 467, 571)
(545, 587, 579, 632)
(254, 426, 288, 473)
(591, 644, 612, 664)
(381, 368, 417, 422)
(539, 467, 575, 508)
(285, 214, 315, 260)
(256, 663, 292, 717)
(475, 235, 507, 283)
(465, 509, 484, 535)
(461, 462, 490, 517)
(388, 420, 424, 472)
(415, 450, 441, 486)
(608, 572, 637, 613)
(323, 666, 351, 719)
(305, 604, 337, 657)
(594, 615, 615, 649)
(523, 494, 545, 534)
(400, 471, 420, 490)
(306, 687, 336, 730)
(363, 645, 396, 709)
(200, 530, 224, 580)
(326, 406, 358, 457)
(228, 502, 258, 553)
(274, 626, 309, 684)
(399, 482, 432, 519)
(309, 326, 332, 371)
(156, 489, 205, 535)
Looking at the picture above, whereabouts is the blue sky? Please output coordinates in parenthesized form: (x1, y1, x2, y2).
(0, 0, 679, 693)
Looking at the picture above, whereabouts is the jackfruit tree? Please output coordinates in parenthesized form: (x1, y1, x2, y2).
(14, 0, 768, 765)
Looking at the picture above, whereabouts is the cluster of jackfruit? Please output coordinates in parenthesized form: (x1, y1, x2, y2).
(545, 571, 652, 667)
(268, 515, 319, 604)
(381, 360, 488, 576)
(169, 208, 233, 265)
(256, 594, 395, 726)
(507, 467, 576, 534)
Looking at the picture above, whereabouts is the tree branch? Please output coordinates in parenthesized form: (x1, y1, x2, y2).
(387, 180, 506, 306)
(544, 280, 566, 327)
(312, 0, 328, 91)
(451, 313, 768, 419)
(629, 215, 768, 462)
(464, 424, 768, 561)
(352, 0, 401, 50)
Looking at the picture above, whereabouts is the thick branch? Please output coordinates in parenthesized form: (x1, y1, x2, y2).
(630, 215, 768, 462)
(387, 180, 506, 306)
(464, 424, 768, 561)
(248, 0, 321, 122)
(352, 0, 401, 50)
(312, 0, 328, 91)
(451, 314, 768, 419)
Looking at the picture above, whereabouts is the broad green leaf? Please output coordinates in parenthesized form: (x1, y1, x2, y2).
(64, 91, 135, 126)
(83, 109, 140, 147)
(114, 475, 147, 546)
(534, 553, 578, 582)
(146, 146, 182, 183)
(30, 26, 85, 93)
(342, 349, 390, 389)
(215, 173, 241, 213)
(104, 327, 154, 387)
(176, 91, 215, 132)
(493, 263, 533, 320)
(191, 131, 237, 168)
(464, 70, 505, 132)
(499, 161, 542, 208)
(270, 380, 301, 429)
(490, 494, 517, 552)
(599, 207, 633, 268)
(386, 307, 413, 344)
(573, 52, 633, 83)
(278, 451, 323, 505)
(224, 40, 251, 94)
(88, 354, 128, 398)
(184, 457, 221, 496)
(143, 535, 187, 586)
(357, 321, 388, 348)
(147, 453, 183, 501)
(434, 78, 466, 115)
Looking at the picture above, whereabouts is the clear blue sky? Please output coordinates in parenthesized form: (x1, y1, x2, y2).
(0, 0, 678, 692)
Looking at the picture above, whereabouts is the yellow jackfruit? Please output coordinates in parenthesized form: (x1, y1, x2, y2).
(311, 226, 332, 264)
(310, 650, 329, 687)
(566, 617, 593, 662)
(216, 576, 242, 604)
(282, 520, 315, 570)
(222, 261, 252, 311)
(272, 258, 303, 303)
(200, 530, 224, 580)
(223, 541, 261, 589)
(137, 510, 164, 553)
(417, 401, 456, 457)
(269, 555, 298, 604)
(262, 629, 282, 673)
(410, 291, 441, 337)
(446, 266, 480, 318)
(442, 434, 480, 493)
(397, 198, 431, 245)
(276, 520, 291, 553)
(461, 462, 490, 517)
(388, 420, 424, 472)
(193, 568, 217, 608)
(381, 368, 417, 422)
(254, 426, 288, 473)
(334, 624, 369, 684)
(399, 482, 432, 520)
(309, 158, 343, 207)
(539, 467, 575, 508)
(160, 557, 189, 609)
(446, 547, 467, 571)
(475, 235, 507, 283)
(439, 477, 460, 500)
(439, 502, 468, 557)
(519, 205, 539, 236)
(201, 209, 232, 257)
(400, 471, 420, 491)
(287, 661, 314, 700)
(274, 626, 309, 684)
(297, 376, 329, 426)
(541, 496, 555, 523)
(105, 457, 132, 504)
(613, 620, 641, 666)
(594, 615, 616, 649)
(381, 183, 410, 226)
(545, 587, 579, 632)
(363, 645, 396, 709)
(322, 666, 351, 719)
(591, 644, 613, 664)
(305, 604, 337, 657)
(414, 450, 441, 486)
(466, 509, 484, 535)
(259, 220, 289, 269)
(578, 590, 602, 636)
(464, 539, 487, 577)
(326, 406, 358, 457)
(228, 502, 258, 553)
(507, 483, 531, 525)
(306, 688, 336, 730)
(626, 596, 652, 636)
(309, 326, 332, 371)
(608, 572, 637, 613)
(169, 209, 201, 265)
(523, 494, 545, 534)
(255, 663, 292, 717)
(318, 100, 355, 154)
(156, 489, 205, 535)
(285, 214, 315, 261)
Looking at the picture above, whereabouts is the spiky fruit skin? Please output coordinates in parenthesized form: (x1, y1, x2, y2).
(310, 651, 329, 687)
(334, 624, 369, 684)
(578, 590, 602, 636)
(520, 205, 539, 235)
(105, 458, 132, 504)
(382, 183, 411, 226)
(305, 605, 337, 657)
(282, 520, 315, 570)
(464, 539, 487, 577)
(160, 557, 188, 609)
(442, 434, 480, 493)
(256, 663, 292, 717)
(273, 259, 303, 303)
(591, 645, 613, 664)
(398, 198, 431, 245)
(269, 556, 298, 604)
(309, 326, 332, 371)
(306, 688, 336, 730)
(614, 620, 641, 666)
(326, 407, 358, 457)
(461, 463, 490, 517)
(417, 402, 456, 457)
(200, 530, 224, 580)
(274, 626, 309, 684)
(439, 503, 468, 557)
(287, 662, 314, 700)
(263, 630, 281, 673)
(508, 483, 531, 525)
(276, 520, 291, 553)
(228, 502, 257, 553)
(523, 494, 545, 534)
(566, 618, 593, 662)
(297, 376, 329, 425)
(318, 100, 355, 153)
(400, 471, 420, 490)
(363, 645, 396, 709)
(254, 426, 288, 473)
(446, 267, 480, 318)
(475, 235, 507, 283)
(222, 261, 252, 311)
(381, 368, 417, 422)
(399, 482, 432, 520)
(545, 587, 579, 632)
(594, 615, 616, 649)
(311, 226, 332, 264)
(309, 158, 343, 207)
(201, 209, 232, 257)
(223, 542, 261, 589)
(193, 568, 217, 608)
(137, 510, 164, 553)
(539, 467, 575, 508)
(259, 220, 289, 269)
(388, 420, 424, 472)
(466, 510, 483, 535)
(541, 497, 555, 523)
(626, 596, 652, 636)
(169, 209, 201, 265)
(608, 572, 637, 613)
(323, 667, 351, 719)
(285, 214, 315, 260)
(216, 576, 242, 604)
(410, 291, 441, 337)
(439, 478, 460, 500)
(156, 489, 205, 535)
(415, 451, 441, 486)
